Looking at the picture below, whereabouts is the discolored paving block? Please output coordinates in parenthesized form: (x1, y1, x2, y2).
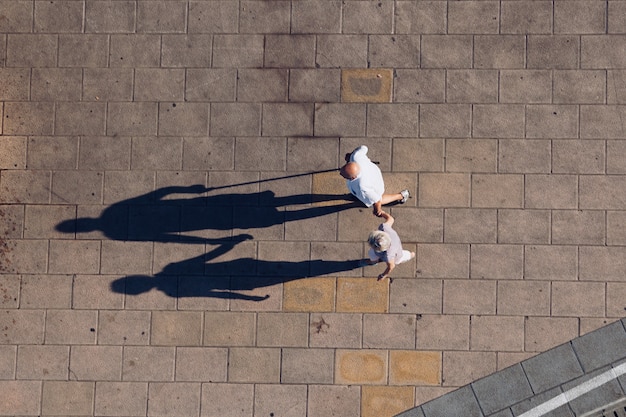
(335, 349, 388, 385)
(341, 68, 393, 103)
(389, 350, 441, 385)
(336, 277, 388, 313)
(362, 385, 415, 417)
(309, 312, 362, 348)
(283, 277, 335, 312)
(151, 311, 203, 346)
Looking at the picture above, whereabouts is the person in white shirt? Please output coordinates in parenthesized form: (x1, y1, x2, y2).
(339, 145, 409, 216)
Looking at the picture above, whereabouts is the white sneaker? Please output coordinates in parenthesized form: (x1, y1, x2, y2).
(400, 189, 410, 203)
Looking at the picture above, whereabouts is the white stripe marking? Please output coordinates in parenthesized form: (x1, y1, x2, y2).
(518, 361, 626, 417)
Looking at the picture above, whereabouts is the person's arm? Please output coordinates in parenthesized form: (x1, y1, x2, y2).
(372, 201, 383, 216)
(377, 260, 395, 281)
(350, 145, 369, 163)
(378, 210, 394, 226)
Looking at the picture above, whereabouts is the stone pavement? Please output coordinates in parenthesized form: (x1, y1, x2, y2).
(1, 1, 626, 416)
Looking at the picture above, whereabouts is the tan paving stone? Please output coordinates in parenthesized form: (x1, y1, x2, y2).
(309, 312, 363, 348)
(389, 350, 441, 386)
(444, 208, 497, 243)
(527, 105, 579, 139)
(552, 281, 606, 317)
(175, 347, 227, 382)
(0, 170, 51, 204)
(498, 139, 552, 174)
(45, 309, 97, 345)
(415, 314, 469, 350)
(341, 68, 392, 103)
(472, 174, 523, 208)
(363, 313, 416, 349)
(335, 349, 388, 385)
(283, 277, 335, 312)
(470, 315, 524, 351)
(362, 385, 415, 417)
(0, 239, 48, 274)
(389, 278, 442, 315)
(497, 280, 551, 316)
(416, 243, 469, 279)
(445, 139, 497, 173)
(23, 205, 75, 239)
(418, 173, 470, 208)
(524, 317, 579, 352)
(422, 35, 472, 69)
(367, 103, 419, 138)
(606, 282, 626, 318)
(392, 138, 444, 172)
(17, 345, 69, 380)
(308, 385, 361, 417)
(607, 140, 626, 173)
(553, 139, 605, 174)
(0, 275, 19, 308)
(49, 239, 100, 274)
(497, 352, 537, 371)
(525, 245, 578, 280)
(0, 381, 41, 416)
(227, 347, 280, 383)
(443, 280, 496, 315)
(201, 383, 254, 417)
(420, 104, 471, 139)
(95, 382, 148, 417)
(395, 69, 445, 103)
(281, 347, 335, 384)
(42, 381, 94, 416)
(254, 384, 308, 417)
(471, 244, 524, 280)
(0, 346, 16, 379)
(122, 346, 175, 381)
(580, 175, 626, 209)
(473, 104, 525, 138)
(552, 210, 605, 245)
(101, 241, 153, 275)
(525, 174, 578, 209)
(0, 136, 27, 169)
(151, 311, 202, 346)
(20, 274, 72, 308)
(528, 35, 579, 69)
(98, 310, 151, 346)
(581, 105, 626, 139)
(554, 70, 606, 104)
(69, 345, 123, 381)
(501, 1, 553, 34)
(26, 136, 78, 169)
(204, 312, 255, 347)
(500, 70, 552, 104)
(148, 382, 201, 417)
(442, 351, 497, 387)
(580, 318, 620, 335)
(256, 312, 309, 347)
(316, 34, 368, 68)
(336, 277, 388, 313)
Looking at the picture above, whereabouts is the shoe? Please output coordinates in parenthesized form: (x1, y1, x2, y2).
(400, 189, 410, 203)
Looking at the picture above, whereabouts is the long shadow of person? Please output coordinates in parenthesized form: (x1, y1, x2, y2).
(55, 185, 359, 243)
(110, 234, 363, 301)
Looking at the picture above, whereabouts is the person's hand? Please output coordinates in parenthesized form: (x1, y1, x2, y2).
(373, 206, 384, 217)
(187, 184, 207, 193)
(377, 273, 387, 281)
(344, 152, 352, 162)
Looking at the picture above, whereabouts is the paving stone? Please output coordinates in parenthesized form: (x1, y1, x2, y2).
(527, 105, 579, 139)
(525, 174, 578, 209)
(31, 68, 82, 101)
(228, 347, 280, 383)
(448, 1, 499, 34)
(265, 34, 316, 68)
(185, 68, 236, 102)
(0, 345, 15, 379)
(85, 0, 136, 33)
(472, 174, 523, 208)
(416, 243, 469, 279)
(58, 34, 109, 67)
(49, 239, 101, 274)
(122, 346, 175, 381)
(239, 0, 290, 33)
(290, 68, 341, 102)
(497, 352, 537, 371)
(310, 242, 363, 277)
(521, 343, 584, 393)
(500, 0, 553, 34)
(3, 101, 54, 135)
(0, 275, 20, 309)
(45, 309, 98, 345)
(210, 103, 261, 136)
(607, 140, 626, 173)
(20, 274, 72, 308)
(554, 70, 606, 104)
(24, 205, 76, 239)
(134, 68, 185, 101)
(396, 405, 426, 417)
(555, 1, 606, 34)
(188, 1, 239, 34)
(51, 170, 104, 204)
(26, 136, 78, 169)
(386, 207, 443, 244)
(161, 34, 212, 67)
(524, 317, 580, 353)
(79, 136, 131, 170)
(510, 387, 575, 417)
(528, 35, 580, 69)
(608, 70, 626, 104)
(151, 311, 203, 346)
(415, 314, 469, 350)
(98, 310, 151, 346)
(471, 315, 524, 352)
(418, 173, 470, 207)
(308, 385, 361, 417)
(101, 241, 153, 275)
(498, 139, 552, 174)
(182, 137, 234, 171)
(472, 364, 533, 416)
(94, 381, 148, 417)
(107, 102, 158, 136)
(286, 136, 340, 172)
(442, 351, 497, 387)
(256, 312, 309, 347)
(553, 139, 605, 174)
(607, 282, 626, 317)
(394, 69, 445, 103)
(158, 102, 209, 136)
(309, 312, 362, 348)
(475, 35, 525, 69)
(234, 137, 286, 171)
(369, 35, 420, 68)
(422, 35, 472, 69)
(445, 139, 496, 173)
(212, 34, 264, 68)
(336, 277, 388, 313)
(500, 70, 552, 104)
(16, 345, 69, 380)
(148, 382, 201, 417)
(552, 210, 605, 245)
(444, 208, 497, 243)
(420, 104, 471, 138)
(237, 68, 288, 102)
(470, 244, 524, 280)
(69, 345, 123, 381)
(283, 277, 335, 312)
(0, 136, 26, 169)
(395, 0, 445, 34)
(0, 0, 34, 32)
(254, 384, 308, 416)
(0, 239, 48, 274)
(607, 211, 626, 245)
(201, 383, 254, 417)
(443, 279, 496, 315)
(389, 350, 441, 386)
(572, 320, 626, 372)
(174, 347, 227, 382)
(137, 0, 186, 33)
(343, 0, 393, 34)
(6, 34, 57, 67)
(497, 280, 550, 316)
(582, 105, 626, 139)
(109, 34, 161, 67)
(42, 381, 94, 416)
(0, 381, 41, 415)
(473, 104, 525, 138)
(362, 385, 415, 417)
(562, 367, 625, 416)
(262, 103, 314, 136)
(581, 175, 626, 209)
(316, 34, 368, 68)
(315, 103, 367, 136)
(335, 349, 388, 385)
(447, 69, 498, 103)
(281, 347, 335, 384)
(421, 385, 484, 417)
(363, 313, 416, 349)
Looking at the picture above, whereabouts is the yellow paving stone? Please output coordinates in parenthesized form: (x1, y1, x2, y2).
(362, 385, 414, 417)
(341, 68, 393, 103)
(311, 171, 351, 207)
(283, 277, 335, 312)
(389, 350, 442, 386)
(335, 349, 388, 385)
(336, 277, 388, 313)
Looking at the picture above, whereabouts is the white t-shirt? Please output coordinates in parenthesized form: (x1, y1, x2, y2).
(346, 146, 384, 207)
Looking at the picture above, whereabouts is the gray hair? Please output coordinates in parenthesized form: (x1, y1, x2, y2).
(368, 230, 391, 252)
